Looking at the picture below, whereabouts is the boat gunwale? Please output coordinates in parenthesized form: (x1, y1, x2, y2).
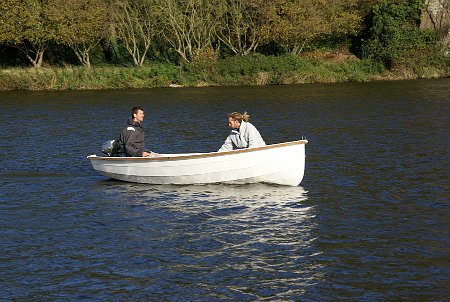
(87, 140, 307, 162)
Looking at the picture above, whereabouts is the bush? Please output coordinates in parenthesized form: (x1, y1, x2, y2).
(362, 0, 446, 70)
(214, 54, 315, 82)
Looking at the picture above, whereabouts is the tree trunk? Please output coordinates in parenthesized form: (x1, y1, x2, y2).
(17, 43, 46, 68)
(26, 50, 44, 68)
(421, 0, 450, 51)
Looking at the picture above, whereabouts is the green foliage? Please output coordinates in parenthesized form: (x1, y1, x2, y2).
(2, 52, 449, 90)
(214, 53, 311, 78)
(0, 0, 449, 87)
(328, 59, 386, 81)
(0, 0, 48, 44)
(208, 54, 385, 85)
(45, 0, 109, 67)
(361, 0, 444, 70)
(0, 0, 51, 67)
(260, 0, 362, 55)
(0, 64, 181, 90)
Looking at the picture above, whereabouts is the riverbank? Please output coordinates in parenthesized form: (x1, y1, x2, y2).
(1, 53, 448, 90)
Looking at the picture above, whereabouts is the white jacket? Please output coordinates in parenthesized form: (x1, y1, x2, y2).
(218, 121, 266, 152)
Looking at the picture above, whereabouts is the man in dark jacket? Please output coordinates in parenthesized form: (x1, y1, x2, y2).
(117, 106, 152, 157)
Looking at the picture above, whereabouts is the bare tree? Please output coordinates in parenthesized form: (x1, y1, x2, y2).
(156, 0, 220, 63)
(216, 0, 266, 55)
(113, 0, 158, 66)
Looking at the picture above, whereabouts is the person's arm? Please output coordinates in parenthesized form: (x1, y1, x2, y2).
(218, 135, 233, 152)
(125, 142, 143, 157)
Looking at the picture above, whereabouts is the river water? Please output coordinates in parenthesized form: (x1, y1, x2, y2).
(1, 79, 449, 301)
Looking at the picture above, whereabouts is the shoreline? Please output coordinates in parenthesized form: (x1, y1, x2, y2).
(0, 59, 448, 91)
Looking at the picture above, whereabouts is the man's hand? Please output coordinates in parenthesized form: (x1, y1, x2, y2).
(142, 151, 152, 157)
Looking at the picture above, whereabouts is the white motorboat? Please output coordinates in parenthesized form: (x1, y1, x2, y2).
(87, 140, 307, 186)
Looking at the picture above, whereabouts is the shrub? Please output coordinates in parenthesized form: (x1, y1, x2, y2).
(362, 0, 445, 70)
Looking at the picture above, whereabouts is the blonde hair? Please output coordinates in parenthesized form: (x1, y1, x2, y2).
(229, 111, 250, 122)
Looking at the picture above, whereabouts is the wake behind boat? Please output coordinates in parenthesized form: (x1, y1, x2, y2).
(87, 140, 308, 186)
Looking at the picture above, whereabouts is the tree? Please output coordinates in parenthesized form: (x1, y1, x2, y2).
(113, 0, 158, 66)
(216, 0, 266, 56)
(156, 0, 221, 63)
(46, 0, 108, 67)
(362, 0, 443, 68)
(0, 0, 51, 67)
(260, 0, 362, 54)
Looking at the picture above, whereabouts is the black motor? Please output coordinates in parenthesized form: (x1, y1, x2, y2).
(101, 139, 120, 156)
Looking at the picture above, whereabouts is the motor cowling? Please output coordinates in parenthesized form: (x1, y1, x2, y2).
(101, 139, 120, 156)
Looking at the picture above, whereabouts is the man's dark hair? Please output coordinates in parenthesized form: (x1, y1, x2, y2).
(131, 106, 144, 118)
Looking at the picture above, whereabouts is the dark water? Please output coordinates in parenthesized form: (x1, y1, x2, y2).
(1, 79, 449, 301)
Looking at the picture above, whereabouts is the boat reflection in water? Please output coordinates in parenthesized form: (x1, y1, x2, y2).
(92, 181, 322, 299)
(94, 181, 311, 214)
(93, 181, 316, 242)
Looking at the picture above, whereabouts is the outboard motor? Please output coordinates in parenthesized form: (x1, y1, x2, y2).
(101, 139, 120, 156)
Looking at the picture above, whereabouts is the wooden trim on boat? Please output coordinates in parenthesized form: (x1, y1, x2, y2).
(87, 140, 308, 162)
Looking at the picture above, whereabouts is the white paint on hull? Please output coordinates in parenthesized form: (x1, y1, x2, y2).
(88, 140, 307, 186)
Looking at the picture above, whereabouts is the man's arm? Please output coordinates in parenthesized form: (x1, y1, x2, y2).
(125, 142, 143, 157)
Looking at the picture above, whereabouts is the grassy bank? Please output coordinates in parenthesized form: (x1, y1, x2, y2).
(0, 54, 448, 91)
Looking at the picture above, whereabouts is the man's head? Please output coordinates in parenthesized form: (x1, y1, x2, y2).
(131, 106, 145, 123)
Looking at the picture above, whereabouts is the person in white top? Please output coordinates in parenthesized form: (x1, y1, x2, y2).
(218, 111, 266, 152)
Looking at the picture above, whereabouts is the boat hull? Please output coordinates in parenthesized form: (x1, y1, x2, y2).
(87, 140, 307, 186)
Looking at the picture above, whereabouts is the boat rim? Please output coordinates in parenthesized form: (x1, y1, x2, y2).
(87, 139, 308, 162)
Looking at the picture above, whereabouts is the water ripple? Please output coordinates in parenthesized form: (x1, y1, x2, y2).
(1, 80, 449, 300)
